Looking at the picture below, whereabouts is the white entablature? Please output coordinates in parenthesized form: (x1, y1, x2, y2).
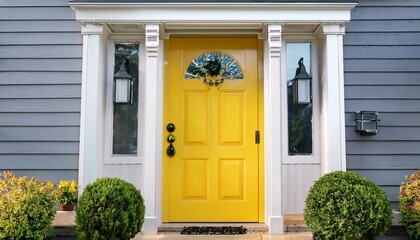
(70, 2, 355, 37)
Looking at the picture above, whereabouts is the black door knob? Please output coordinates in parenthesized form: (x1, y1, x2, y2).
(166, 123, 176, 132)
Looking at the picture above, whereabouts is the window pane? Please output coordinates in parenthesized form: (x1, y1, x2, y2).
(113, 43, 139, 154)
(185, 52, 243, 80)
(287, 43, 313, 155)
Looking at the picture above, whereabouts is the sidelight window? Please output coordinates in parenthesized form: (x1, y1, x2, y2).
(112, 43, 139, 155)
(286, 42, 313, 155)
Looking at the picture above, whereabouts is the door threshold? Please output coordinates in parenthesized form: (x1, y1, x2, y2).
(158, 223, 268, 233)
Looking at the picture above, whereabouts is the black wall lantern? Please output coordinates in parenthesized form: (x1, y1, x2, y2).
(292, 57, 312, 104)
(355, 111, 379, 135)
(114, 59, 132, 104)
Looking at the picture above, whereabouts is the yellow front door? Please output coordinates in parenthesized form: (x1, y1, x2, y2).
(164, 37, 260, 222)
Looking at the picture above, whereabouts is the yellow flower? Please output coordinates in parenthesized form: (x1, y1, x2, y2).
(56, 180, 78, 205)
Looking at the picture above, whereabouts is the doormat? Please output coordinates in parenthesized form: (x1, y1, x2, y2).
(181, 226, 247, 235)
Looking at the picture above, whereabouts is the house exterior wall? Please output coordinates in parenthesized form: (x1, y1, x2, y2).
(2, 0, 419, 222)
(0, 0, 82, 182)
(344, 0, 420, 208)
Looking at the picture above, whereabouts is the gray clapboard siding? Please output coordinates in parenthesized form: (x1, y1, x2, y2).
(347, 155, 420, 170)
(0, 7, 76, 20)
(0, 33, 82, 45)
(0, 0, 82, 182)
(0, 113, 80, 126)
(0, 45, 83, 58)
(0, 72, 82, 85)
(0, 127, 80, 141)
(0, 59, 82, 72)
(345, 59, 420, 72)
(344, 46, 420, 59)
(344, 33, 420, 46)
(345, 86, 420, 99)
(352, 170, 413, 186)
(0, 21, 81, 33)
(346, 100, 420, 112)
(1, 155, 78, 169)
(0, 85, 81, 99)
(345, 72, 420, 86)
(0, 142, 79, 154)
(351, 7, 420, 20)
(0, 99, 81, 112)
(346, 20, 420, 33)
(381, 186, 400, 209)
(382, 186, 399, 201)
(347, 142, 420, 155)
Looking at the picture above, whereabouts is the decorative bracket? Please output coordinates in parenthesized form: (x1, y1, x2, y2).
(145, 24, 159, 57)
(268, 24, 282, 57)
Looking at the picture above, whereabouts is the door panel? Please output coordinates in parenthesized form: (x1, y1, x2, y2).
(183, 91, 209, 145)
(219, 91, 245, 146)
(183, 159, 208, 200)
(165, 37, 259, 222)
(219, 159, 245, 200)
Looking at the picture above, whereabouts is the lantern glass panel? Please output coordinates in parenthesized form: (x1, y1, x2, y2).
(113, 43, 139, 155)
(114, 78, 131, 103)
(294, 78, 311, 104)
(287, 43, 313, 155)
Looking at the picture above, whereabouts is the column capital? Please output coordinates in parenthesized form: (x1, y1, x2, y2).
(81, 23, 107, 35)
(145, 24, 160, 57)
(319, 23, 346, 35)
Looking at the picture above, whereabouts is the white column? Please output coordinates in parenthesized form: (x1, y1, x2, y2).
(319, 24, 347, 173)
(264, 24, 284, 234)
(143, 24, 160, 234)
(78, 24, 108, 190)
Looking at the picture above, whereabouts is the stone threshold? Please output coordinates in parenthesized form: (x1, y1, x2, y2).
(53, 211, 77, 238)
(53, 211, 76, 227)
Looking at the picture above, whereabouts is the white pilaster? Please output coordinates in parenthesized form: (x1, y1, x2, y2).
(264, 24, 284, 234)
(78, 24, 109, 190)
(143, 24, 160, 234)
(318, 24, 347, 173)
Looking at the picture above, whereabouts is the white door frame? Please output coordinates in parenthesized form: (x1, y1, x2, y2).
(71, 2, 356, 234)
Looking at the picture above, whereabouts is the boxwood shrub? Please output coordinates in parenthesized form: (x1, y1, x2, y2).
(304, 171, 392, 240)
(76, 177, 145, 240)
(0, 171, 56, 240)
(400, 170, 420, 240)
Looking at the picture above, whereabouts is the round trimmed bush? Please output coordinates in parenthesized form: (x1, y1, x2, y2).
(76, 178, 145, 240)
(304, 171, 392, 240)
(400, 170, 420, 240)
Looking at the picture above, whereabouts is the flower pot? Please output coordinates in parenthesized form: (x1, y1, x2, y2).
(59, 204, 75, 211)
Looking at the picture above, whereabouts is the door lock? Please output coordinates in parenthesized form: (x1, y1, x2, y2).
(166, 123, 176, 157)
